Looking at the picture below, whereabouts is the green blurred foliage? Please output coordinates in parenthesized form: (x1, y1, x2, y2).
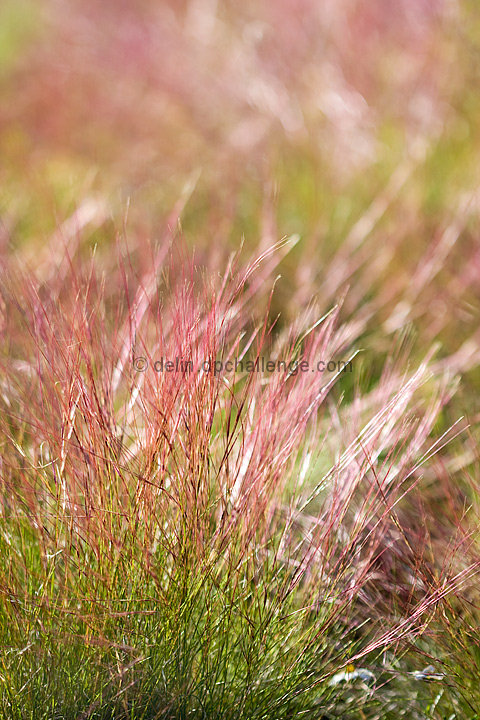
(0, 0, 41, 76)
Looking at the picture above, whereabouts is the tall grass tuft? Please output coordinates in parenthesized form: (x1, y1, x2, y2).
(0, 235, 473, 719)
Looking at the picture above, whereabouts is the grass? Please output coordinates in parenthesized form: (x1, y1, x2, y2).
(0, 241, 475, 719)
(2, 1, 480, 718)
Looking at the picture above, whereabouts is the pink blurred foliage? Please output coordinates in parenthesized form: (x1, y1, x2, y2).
(4, 0, 452, 177)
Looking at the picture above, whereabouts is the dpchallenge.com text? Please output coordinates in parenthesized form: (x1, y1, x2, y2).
(133, 356, 353, 375)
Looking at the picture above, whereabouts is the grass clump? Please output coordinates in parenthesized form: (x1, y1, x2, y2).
(0, 239, 474, 719)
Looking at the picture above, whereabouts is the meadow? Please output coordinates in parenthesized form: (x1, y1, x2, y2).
(1, 1, 480, 718)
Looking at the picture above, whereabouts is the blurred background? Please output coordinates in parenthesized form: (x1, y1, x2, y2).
(1, 0, 480, 382)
